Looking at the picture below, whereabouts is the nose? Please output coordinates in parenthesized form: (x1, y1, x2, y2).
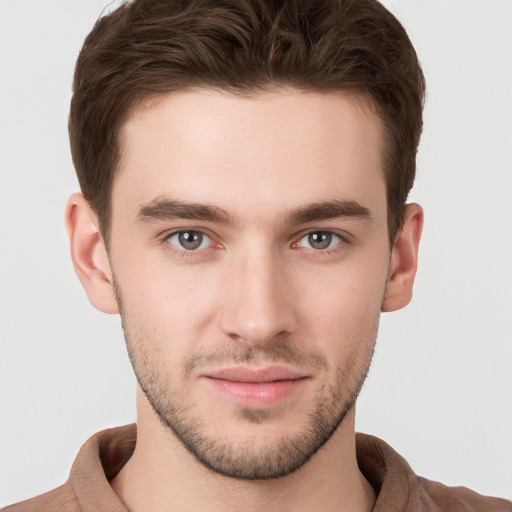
(219, 247, 298, 347)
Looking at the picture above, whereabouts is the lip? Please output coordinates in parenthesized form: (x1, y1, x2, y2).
(202, 366, 309, 408)
(206, 366, 307, 383)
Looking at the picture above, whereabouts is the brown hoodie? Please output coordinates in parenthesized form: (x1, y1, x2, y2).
(2, 424, 510, 512)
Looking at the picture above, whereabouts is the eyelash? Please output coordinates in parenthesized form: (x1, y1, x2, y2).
(161, 229, 349, 257)
(162, 229, 220, 258)
(291, 231, 346, 253)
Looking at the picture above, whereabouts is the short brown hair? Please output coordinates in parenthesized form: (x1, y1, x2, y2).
(69, 0, 425, 245)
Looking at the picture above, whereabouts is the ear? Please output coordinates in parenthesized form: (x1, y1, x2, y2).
(382, 203, 424, 312)
(65, 193, 119, 314)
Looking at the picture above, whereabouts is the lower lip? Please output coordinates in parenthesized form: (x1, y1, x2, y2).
(205, 377, 307, 408)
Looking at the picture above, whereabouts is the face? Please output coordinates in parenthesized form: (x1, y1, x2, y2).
(109, 89, 391, 479)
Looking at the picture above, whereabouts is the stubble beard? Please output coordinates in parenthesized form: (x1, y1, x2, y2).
(116, 288, 378, 480)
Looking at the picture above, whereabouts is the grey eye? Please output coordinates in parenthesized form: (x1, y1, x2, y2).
(308, 232, 332, 249)
(168, 230, 211, 251)
(298, 231, 341, 250)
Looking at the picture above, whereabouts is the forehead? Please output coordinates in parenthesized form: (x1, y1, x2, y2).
(115, 88, 386, 221)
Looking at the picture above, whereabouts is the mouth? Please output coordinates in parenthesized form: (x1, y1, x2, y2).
(202, 366, 309, 409)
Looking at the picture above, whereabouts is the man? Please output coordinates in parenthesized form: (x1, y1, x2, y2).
(2, 0, 510, 510)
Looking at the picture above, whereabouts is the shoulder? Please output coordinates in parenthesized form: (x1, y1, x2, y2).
(1, 425, 135, 512)
(0, 484, 78, 512)
(418, 477, 512, 512)
(356, 433, 512, 512)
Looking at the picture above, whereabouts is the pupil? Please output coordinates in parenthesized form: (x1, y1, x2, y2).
(179, 231, 202, 250)
(309, 232, 331, 250)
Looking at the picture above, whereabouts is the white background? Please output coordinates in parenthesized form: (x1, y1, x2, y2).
(1, 0, 511, 506)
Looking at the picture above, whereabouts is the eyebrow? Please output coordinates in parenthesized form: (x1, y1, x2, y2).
(285, 200, 372, 225)
(136, 197, 371, 226)
(136, 198, 236, 224)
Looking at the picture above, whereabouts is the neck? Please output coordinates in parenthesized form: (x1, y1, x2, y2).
(111, 390, 375, 512)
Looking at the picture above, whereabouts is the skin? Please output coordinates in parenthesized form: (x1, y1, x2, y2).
(66, 89, 423, 512)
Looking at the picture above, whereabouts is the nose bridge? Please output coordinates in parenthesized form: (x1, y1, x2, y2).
(220, 242, 295, 345)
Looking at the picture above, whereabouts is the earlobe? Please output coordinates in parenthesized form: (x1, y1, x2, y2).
(65, 193, 119, 314)
(382, 203, 424, 312)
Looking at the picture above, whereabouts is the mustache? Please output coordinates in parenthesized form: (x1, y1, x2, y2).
(183, 339, 328, 378)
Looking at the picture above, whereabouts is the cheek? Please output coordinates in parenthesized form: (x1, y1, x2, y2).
(296, 256, 388, 351)
(113, 253, 224, 343)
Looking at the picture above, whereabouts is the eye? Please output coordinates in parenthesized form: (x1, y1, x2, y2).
(167, 230, 212, 251)
(296, 231, 342, 250)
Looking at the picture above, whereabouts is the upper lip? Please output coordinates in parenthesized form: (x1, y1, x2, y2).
(204, 366, 308, 383)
